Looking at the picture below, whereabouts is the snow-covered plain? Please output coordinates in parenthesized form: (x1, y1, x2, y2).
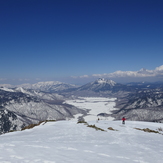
(65, 97, 117, 121)
(0, 120, 163, 163)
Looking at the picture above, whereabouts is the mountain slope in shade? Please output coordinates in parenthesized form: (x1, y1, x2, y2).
(0, 88, 86, 134)
(113, 89, 163, 122)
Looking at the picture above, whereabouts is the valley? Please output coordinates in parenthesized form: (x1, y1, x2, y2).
(65, 97, 117, 121)
(0, 78, 163, 134)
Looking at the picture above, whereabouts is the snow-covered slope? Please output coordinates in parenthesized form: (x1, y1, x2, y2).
(0, 88, 86, 134)
(0, 120, 163, 163)
(19, 81, 78, 92)
(113, 89, 163, 122)
(0, 87, 15, 92)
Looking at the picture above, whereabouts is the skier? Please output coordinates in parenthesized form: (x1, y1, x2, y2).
(122, 117, 126, 124)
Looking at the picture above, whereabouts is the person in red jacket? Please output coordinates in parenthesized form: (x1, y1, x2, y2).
(122, 117, 126, 124)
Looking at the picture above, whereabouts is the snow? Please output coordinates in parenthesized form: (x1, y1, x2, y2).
(65, 97, 117, 121)
(1, 97, 163, 162)
(4, 110, 8, 114)
(95, 78, 116, 86)
(0, 120, 163, 163)
(0, 87, 15, 92)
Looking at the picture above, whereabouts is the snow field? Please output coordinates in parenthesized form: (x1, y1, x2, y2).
(65, 97, 117, 121)
(0, 120, 163, 163)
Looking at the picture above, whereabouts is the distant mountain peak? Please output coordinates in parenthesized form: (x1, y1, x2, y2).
(95, 78, 116, 86)
(33, 81, 62, 86)
(18, 81, 77, 92)
(77, 78, 120, 92)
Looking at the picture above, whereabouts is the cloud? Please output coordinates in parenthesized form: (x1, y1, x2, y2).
(93, 65, 163, 78)
(71, 75, 89, 79)
(79, 75, 89, 78)
(155, 65, 163, 71)
(72, 65, 163, 83)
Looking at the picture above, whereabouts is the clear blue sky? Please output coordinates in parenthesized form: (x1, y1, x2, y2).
(0, 0, 163, 85)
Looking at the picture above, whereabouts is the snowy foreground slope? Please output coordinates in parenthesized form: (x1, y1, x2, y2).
(0, 120, 163, 163)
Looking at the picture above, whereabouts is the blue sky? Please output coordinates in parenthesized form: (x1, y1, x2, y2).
(0, 0, 163, 85)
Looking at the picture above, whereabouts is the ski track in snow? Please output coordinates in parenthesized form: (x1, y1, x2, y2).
(0, 120, 163, 163)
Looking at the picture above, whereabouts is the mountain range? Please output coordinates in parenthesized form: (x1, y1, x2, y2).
(19, 81, 78, 92)
(0, 78, 163, 134)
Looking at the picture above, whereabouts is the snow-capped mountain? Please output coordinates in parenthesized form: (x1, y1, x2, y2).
(20, 81, 78, 92)
(77, 78, 131, 92)
(77, 78, 116, 91)
(95, 78, 116, 86)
